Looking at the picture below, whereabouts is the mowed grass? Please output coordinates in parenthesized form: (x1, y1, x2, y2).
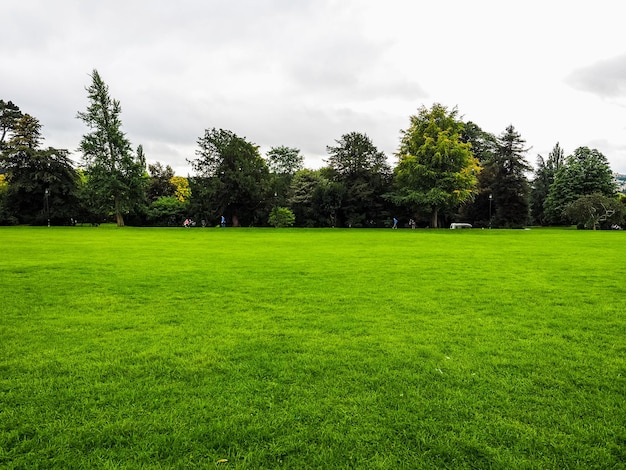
(1, 226, 625, 469)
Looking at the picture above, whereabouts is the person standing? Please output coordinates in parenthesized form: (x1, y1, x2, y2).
(392, 217, 398, 229)
(220, 215, 226, 228)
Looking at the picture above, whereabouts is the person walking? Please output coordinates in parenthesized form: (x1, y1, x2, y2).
(392, 217, 398, 229)
(220, 215, 226, 228)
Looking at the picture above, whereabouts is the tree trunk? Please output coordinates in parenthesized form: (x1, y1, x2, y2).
(431, 207, 439, 228)
(115, 198, 125, 227)
(232, 215, 239, 227)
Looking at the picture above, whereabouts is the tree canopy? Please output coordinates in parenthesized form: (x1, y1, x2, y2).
(544, 147, 616, 224)
(393, 104, 479, 227)
(189, 128, 270, 226)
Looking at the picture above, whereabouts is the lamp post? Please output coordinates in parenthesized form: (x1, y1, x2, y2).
(488, 194, 493, 229)
(44, 188, 50, 227)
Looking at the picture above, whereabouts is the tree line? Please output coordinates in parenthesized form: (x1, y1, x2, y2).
(1, 70, 624, 229)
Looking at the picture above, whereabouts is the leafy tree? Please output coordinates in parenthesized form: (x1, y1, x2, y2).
(266, 145, 304, 175)
(77, 69, 146, 226)
(170, 176, 191, 202)
(189, 128, 270, 226)
(457, 122, 497, 226)
(326, 132, 391, 227)
(146, 196, 188, 226)
(288, 169, 324, 227)
(1, 114, 79, 224)
(147, 161, 176, 201)
(0, 100, 23, 150)
(266, 145, 303, 208)
(393, 104, 479, 227)
(544, 147, 616, 224)
(312, 176, 345, 227)
(564, 193, 623, 230)
(530, 143, 564, 225)
(268, 206, 295, 227)
(487, 125, 532, 227)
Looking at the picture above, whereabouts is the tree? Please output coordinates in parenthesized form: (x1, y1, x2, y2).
(544, 147, 616, 224)
(147, 161, 176, 201)
(326, 132, 391, 227)
(1, 114, 79, 224)
(393, 104, 479, 227)
(268, 206, 295, 227)
(486, 125, 532, 227)
(189, 128, 270, 226)
(564, 193, 623, 230)
(266, 145, 303, 208)
(170, 176, 191, 202)
(77, 69, 146, 226)
(0, 100, 23, 150)
(457, 122, 497, 227)
(288, 169, 324, 227)
(266, 145, 304, 175)
(530, 143, 564, 225)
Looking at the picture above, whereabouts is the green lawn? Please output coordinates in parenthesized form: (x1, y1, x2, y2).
(1, 226, 625, 469)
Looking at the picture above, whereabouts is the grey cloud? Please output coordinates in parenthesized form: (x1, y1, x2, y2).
(566, 53, 626, 98)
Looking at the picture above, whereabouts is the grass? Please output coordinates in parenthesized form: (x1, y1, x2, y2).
(1, 226, 625, 469)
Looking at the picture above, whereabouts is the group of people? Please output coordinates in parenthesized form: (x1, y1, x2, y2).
(183, 216, 226, 228)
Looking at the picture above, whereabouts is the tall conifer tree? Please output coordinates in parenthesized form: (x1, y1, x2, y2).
(77, 69, 145, 226)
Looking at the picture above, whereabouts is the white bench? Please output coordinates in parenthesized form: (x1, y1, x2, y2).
(450, 223, 472, 229)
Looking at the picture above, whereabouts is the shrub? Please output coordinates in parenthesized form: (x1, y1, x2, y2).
(268, 206, 295, 227)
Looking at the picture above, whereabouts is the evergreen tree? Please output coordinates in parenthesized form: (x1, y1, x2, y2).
(0, 100, 23, 150)
(530, 143, 564, 225)
(487, 125, 531, 227)
(77, 69, 146, 226)
(1, 114, 79, 224)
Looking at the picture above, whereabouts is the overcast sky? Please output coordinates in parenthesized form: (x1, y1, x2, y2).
(3, 0, 626, 175)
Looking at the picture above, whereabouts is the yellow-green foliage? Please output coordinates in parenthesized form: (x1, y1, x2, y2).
(170, 175, 190, 202)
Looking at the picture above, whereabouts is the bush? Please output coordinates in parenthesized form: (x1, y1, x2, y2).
(268, 206, 295, 228)
(147, 196, 188, 226)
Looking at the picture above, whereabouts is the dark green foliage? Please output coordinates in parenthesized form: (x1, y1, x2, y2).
(530, 143, 564, 225)
(544, 147, 616, 224)
(0, 99, 23, 149)
(326, 132, 392, 227)
(189, 128, 270, 226)
(487, 125, 531, 227)
(146, 196, 188, 226)
(77, 70, 147, 227)
(288, 169, 324, 227)
(147, 162, 176, 201)
(0, 114, 79, 225)
(458, 122, 497, 226)
(564, 193, 623, 229)
(266, 146, 303, 209)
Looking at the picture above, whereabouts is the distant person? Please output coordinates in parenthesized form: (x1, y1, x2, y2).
(409, 218, 416, 229)
(392, 217, 398, 229)
(183, 218, 190, 228)
(220, 215, 226, 228)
